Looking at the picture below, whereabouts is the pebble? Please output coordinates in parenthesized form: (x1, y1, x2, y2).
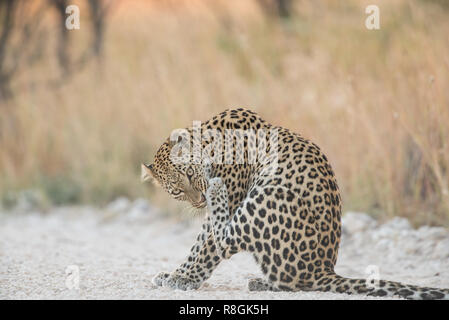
(106, 197, 131, 213)
(341, 212, 377, 235)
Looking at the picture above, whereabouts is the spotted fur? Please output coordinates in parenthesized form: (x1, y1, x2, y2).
(143, 108, 449, 299)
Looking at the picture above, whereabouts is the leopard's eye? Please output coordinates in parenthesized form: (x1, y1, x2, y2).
(171, 188, 183, 197)
(186, 167, 194, 178)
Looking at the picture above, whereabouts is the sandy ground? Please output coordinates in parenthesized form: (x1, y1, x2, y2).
(1, 198, 449, 300)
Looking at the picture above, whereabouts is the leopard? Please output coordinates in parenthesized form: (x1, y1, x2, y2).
(141, 107, 449, 299)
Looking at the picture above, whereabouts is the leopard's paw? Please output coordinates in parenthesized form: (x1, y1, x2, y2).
(151, 271, 171, 287)
(206, 177, 225, 200)
(163, 273, 202, 291)
(248, 278, 279, 292)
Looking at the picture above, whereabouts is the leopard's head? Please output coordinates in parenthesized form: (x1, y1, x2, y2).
(141, 138, 208, 209)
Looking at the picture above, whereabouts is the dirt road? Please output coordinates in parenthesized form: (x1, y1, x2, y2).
(1, 199, 449, 299)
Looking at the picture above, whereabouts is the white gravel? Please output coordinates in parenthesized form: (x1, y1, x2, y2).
(1, 201, 449, 300)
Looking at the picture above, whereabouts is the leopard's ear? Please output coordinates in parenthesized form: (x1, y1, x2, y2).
(169, 134, 183, 148)
(141, 163, 155, 183)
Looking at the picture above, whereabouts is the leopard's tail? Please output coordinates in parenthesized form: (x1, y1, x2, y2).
(314, 272, 449, 300)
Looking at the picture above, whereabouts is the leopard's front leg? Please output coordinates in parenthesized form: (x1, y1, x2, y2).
(152, 165, 238, 290)
(205, 177, 240, 259)
(152, 216, 223, 290)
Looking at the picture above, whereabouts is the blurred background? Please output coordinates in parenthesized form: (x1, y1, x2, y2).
(0, 0, 448, 227)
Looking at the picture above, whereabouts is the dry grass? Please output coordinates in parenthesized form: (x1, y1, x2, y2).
(0, 0, 448, 226)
